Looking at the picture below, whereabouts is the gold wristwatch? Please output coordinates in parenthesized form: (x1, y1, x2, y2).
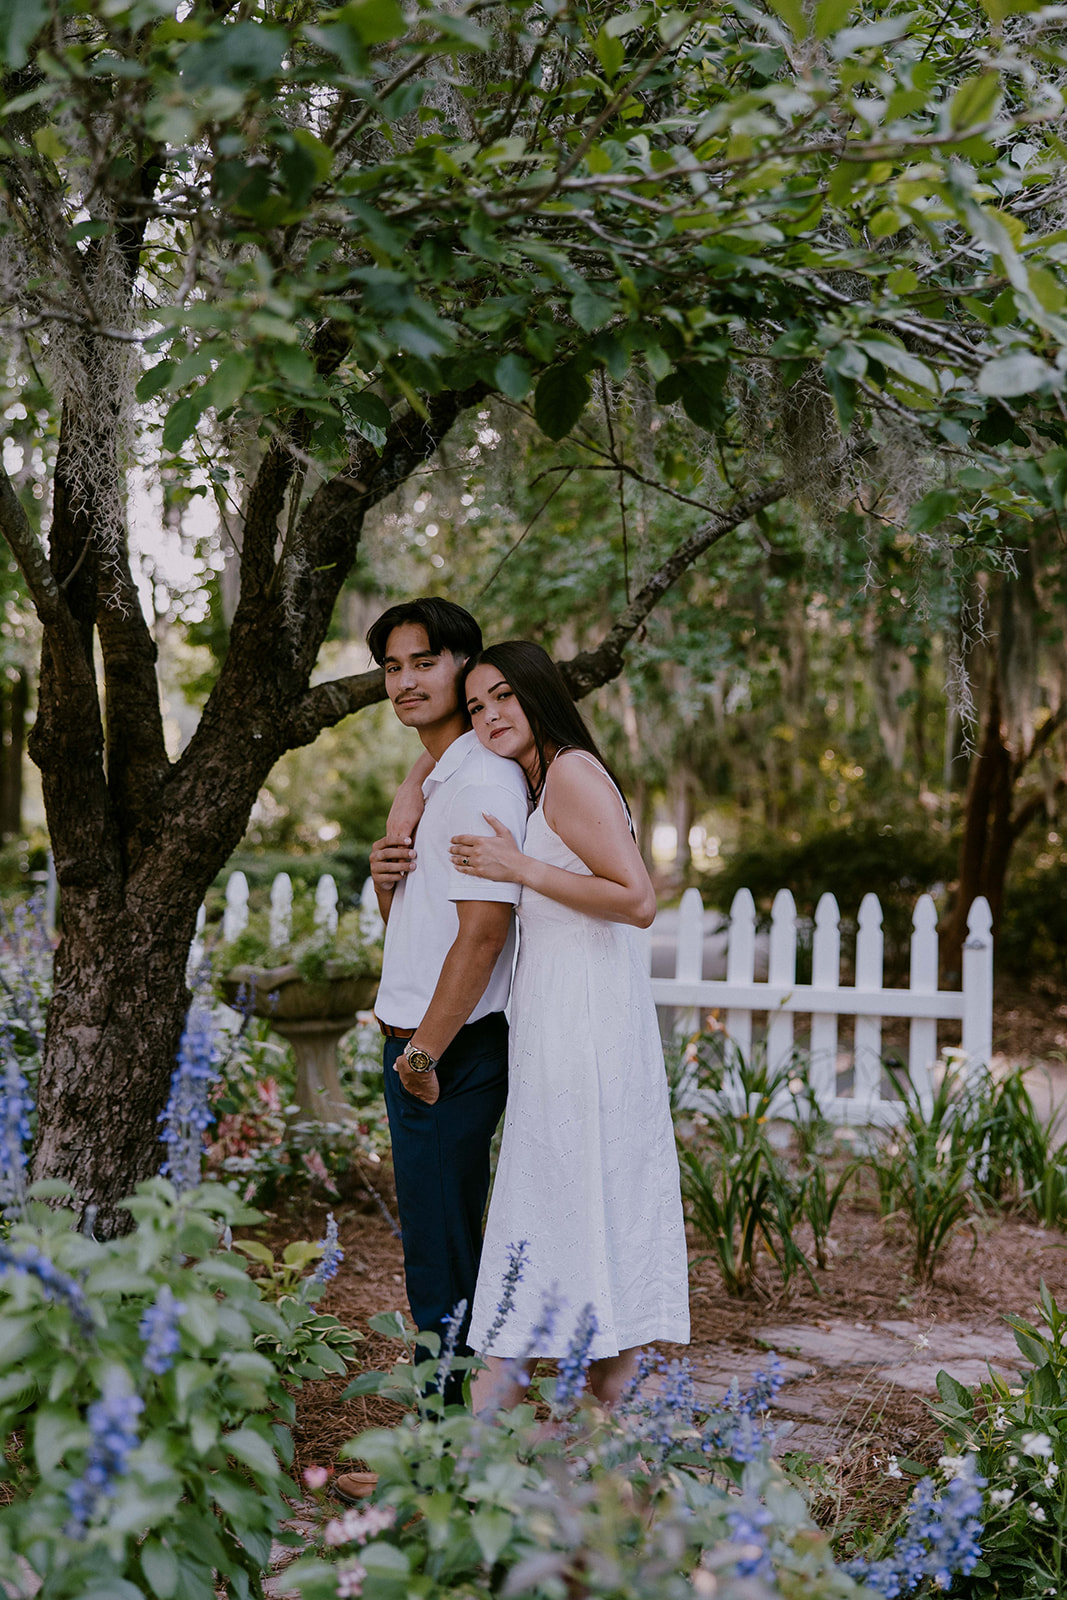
(403, 1043, 438, 1074)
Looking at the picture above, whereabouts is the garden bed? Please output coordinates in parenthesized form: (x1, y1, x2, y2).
(273, 1190, 1067, 1484)
(274, 1177, 1067, 1543)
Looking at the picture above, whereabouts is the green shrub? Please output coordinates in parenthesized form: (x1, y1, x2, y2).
(0, 1179, 358, 1600)
(678, 1039, 819, 1297)
(861, 1056, 981, 1283)
(286, 1313, 866, 1600)
(931, 1282, 1067, 1597)
(699, 821, 956, 980)
(999, 848, 1067, 982)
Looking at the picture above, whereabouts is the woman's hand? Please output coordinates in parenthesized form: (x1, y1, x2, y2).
(450, 815, 526, 885)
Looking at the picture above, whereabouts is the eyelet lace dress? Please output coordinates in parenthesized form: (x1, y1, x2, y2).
(467, 753, 690, 1360)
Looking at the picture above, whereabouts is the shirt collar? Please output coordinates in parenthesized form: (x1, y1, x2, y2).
(423, 729, 479, 795)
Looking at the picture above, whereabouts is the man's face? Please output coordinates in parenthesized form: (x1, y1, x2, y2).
(382, 622, 465, 731)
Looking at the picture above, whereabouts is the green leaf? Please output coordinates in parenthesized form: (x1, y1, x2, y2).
(162, 396, 199, 454)
(813, 0, 854, 39)
(471, 1507, 514, 1566)
(605, 8, 651, 37)
(765, 0, 807, 36)
(1012, 1325, 1050, 1366)
(205, 354, 255, 413)
(224, 1426, 280, 1479)
(361, 1541, 410, 1575)
(136, 361, 176, 403)
(0, 0, 47, 70)
(494, 353, 532, 400)
(32, 125, 65, 161)
(140, 1541, 179, 1599)
(534, 363, 591, 440)
(338, 0, 405, 46)
(570, 281, 615, 333)
(951, 73, 1001, 131)
(935, 1370, 975, 1410)
(976, 353, 1056, 397)
(593, 27, 625, 79)
(824, 366, 855, 430)
(829, 13, 916, 58)
(79, 1583, 146, 1600)
(33, 1406, 85, 1475)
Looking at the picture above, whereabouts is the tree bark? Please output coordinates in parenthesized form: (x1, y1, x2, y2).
(1, 670, 28, 839)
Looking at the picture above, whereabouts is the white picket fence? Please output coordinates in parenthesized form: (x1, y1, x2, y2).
(198, 870, 994, 1129)
(646, 887, 993, 1126)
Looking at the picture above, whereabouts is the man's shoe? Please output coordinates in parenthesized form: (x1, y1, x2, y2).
(334, 1471, 379, 1503)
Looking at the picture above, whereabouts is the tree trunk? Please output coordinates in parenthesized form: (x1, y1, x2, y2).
(941, 668, 1014, 977)
(1, 669, 28, 839)
(32, 895, 200, 1224)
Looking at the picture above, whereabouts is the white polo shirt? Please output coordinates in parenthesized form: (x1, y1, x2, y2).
(375, 730, 530, 1029)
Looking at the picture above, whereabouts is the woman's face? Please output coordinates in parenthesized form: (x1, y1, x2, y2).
(465, 663, 537, 772)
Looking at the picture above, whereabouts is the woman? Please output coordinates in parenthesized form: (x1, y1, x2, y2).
(451, 641, 689, 1410)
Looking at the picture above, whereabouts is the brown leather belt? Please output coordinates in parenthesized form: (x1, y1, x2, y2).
(377, 1019, 416, 1040)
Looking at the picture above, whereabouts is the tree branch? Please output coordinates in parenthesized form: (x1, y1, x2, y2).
(1012, 701, 1067, 783)
(558, 477, 794, 699)
(0, 466, 64, 625)
(285, 667, 386, 747)
(1010, 776, 1067, 842)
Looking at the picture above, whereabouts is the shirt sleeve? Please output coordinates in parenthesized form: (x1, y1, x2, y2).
(445, 780, 529, 904)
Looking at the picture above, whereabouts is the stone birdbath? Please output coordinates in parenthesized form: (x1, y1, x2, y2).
(218, 871, 381, 1124)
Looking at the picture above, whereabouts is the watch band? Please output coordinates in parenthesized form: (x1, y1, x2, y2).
(403, 1044, 438, 1074)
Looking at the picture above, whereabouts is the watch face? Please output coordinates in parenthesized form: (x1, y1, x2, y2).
(406, 1048, 435, 1073)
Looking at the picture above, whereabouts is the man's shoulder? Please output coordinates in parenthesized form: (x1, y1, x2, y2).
(452, 739, 528, 796)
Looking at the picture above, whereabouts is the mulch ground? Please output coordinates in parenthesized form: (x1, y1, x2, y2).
(256, 1155, 1067, 1539)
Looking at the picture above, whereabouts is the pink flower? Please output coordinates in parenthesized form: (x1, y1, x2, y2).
(257, 1076, 283, 1113)
(336, 1560, 367, 1597)
(304, 1148, 339, 1195)
(303, 1465, 330, 1491)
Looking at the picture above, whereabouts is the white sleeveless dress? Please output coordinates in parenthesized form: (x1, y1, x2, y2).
(467, 754, 690, 1360)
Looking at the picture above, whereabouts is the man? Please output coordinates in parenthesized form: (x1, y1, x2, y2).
(350, 598, 527, 1413)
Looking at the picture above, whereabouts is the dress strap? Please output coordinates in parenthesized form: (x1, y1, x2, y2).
(550, 749, 635, 836)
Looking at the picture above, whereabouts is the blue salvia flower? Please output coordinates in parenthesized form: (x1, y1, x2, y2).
(304, 1213, 344, 1301)
(435, 1297, 468, 1394)
(65, 1371, 144, 1536)
(159, 996, 220, 1194)
(0, 1029, 33, 1210)
(139, 1285, 185, 1376)
(726, 1502, 774, 1579)
(481, 1239, 528, 1354)
(553, 1304, 598, 1411)
(0, 1241, 94, 1336)
(846, 1455, 986, 1596)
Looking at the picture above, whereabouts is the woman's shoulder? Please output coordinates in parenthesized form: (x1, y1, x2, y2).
(545, 750, 623, 811)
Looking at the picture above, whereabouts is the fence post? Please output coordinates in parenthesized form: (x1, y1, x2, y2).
(360, 875, 385, 943)
(315, 873, 339, 934)
(222, 871, 249, 943)
(766, 887, 797, 1082)
(675, 886, 705, 1041)
(187, 903, 207, 982)
(725, 887, 756, 1069)
(270, 872, 293, 948)
(961, 896, 994, 1079)
(908, 894, 939, 1115)
(810, 892, 840, 1112)
(854, 893, 884, 1105)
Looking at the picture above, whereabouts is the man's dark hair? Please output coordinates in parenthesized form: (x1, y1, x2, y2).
(366, 597, 482, 666)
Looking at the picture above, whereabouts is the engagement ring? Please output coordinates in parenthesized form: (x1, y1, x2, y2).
(462, 856, 469, 865)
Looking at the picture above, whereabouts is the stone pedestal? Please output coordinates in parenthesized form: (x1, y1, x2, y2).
(221, 963, 378, 1124)
(271, 1015, 359, 1123)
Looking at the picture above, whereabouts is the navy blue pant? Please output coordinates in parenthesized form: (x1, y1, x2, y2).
(382, 1011, 508, 1402)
